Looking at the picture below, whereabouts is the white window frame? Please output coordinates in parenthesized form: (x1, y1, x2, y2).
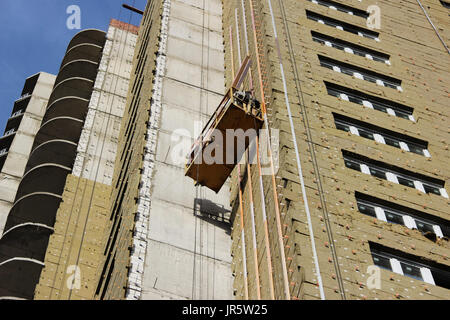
(390, 258, 404, 275)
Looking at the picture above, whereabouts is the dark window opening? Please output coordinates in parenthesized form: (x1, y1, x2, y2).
(369, 167, 386, 180)
(384, 210, 404, 225)
(345, 159, 361, 171)
(369, 242, 450, 289)
(372, 252, 392, 271)
(311, 31, 389, 62)
(342, 150, 444, 191)
(356, 192, 450, 238)
(359, 129, 374, 140)
(319, 55, 402, 89)
(440, 1, 450, 9)
(326, 83, 414, 119)
(308, 0, 370, 18)
(424, 184, 441, 196)
(397, 176, 415, 188)
(357, 202, 376, 218)
(306, 10, 379, 39)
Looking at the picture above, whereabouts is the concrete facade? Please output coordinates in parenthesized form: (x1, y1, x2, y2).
(95, 0, 233, 300)
(139, 0, 232, 300)
(0, 73, 56, 235)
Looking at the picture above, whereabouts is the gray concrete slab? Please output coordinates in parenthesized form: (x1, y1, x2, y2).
(140, 0, 233, 300)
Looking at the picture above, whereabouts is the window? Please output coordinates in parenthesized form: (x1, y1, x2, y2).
(344, 158, 361, 171)
(333, 114, 430, 157)
(342, 150, 448, 198)
(424, 184, 441, 196)
(400, 261, 423, 281)
(11, 110, 23, 118)
(319, 56, 402, 91)
(312, 31, 390, 64)
(15, 93, 31, 102)
(416, 221, 435, 235)
(440, 0, 450, 9)
(372, 252, 392, 270)
(370, 243, 450, 289)
(384, 210, 404, 225)
(308, 0, 369, 18)
(21, 73, 39, 97)
(397, 176, 415, 188)
(357, 202, 376, 218)
(384, 136, 400, 148)
(3, 129, 16, 137)
(335, 121, 350, 132)
(327, 83, 415, 120)
(306, 10, 379, 40)
(0, 148, 7, 157)
(358, 129, 374, 140)
(356, 192, 450, 239)
(369, 167, 386, 180)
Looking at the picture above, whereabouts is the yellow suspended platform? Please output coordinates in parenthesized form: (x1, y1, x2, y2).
(185, 86, 263, 193)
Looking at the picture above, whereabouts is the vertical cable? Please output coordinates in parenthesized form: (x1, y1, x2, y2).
(249, 0, 290, 300)
(240, 0, 275, 300)
(235, 8, 261, 299)
(230, 26, 249, 300)
(266, 0, 325, 300)
(276, 0, 348, 299)
(416, 0, 449, 54)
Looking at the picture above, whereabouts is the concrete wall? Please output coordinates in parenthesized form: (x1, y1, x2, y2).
(0, 72, 55, 235)
(96, 0, 233, 300)
(95, 1, 165, 300)
(138, 0, 233, 300)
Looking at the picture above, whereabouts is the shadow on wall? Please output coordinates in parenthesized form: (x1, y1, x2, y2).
(194, 198, 231, 235)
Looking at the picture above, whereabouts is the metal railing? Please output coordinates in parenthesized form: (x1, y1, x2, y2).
(186, 87, 262, 166)
(10, 110, 23, 119)
(3, 129, 16, 137)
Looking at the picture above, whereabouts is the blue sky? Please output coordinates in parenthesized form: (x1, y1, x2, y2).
(0, 0, 147, 131)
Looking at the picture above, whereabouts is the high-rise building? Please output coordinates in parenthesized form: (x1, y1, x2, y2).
(0, 0, 449, 301)
(0, 72, 56, 236)
(0, 19, 138, 300)
(94, 0, 233, 300)
(96, 0, 449, 301)
(221, 0, 450, 300)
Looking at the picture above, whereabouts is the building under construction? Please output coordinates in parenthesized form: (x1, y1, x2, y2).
(0, 0, 449, 300)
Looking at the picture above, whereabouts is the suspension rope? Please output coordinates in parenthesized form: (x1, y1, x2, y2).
(234, 8, 261, 300)
(265, 0, 326, 300)
(240, 0, 274, 300)
(277, 0, 348, 299)
(229, 25, 249, 300)
(416, 0, 449, 54)
(249, 0, 290, 300)
(192, 0, 208, 299)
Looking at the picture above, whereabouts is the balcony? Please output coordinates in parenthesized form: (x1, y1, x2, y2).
(10, 110, 24, 119)
(2, 129, 16, 139)
(15, 93, 31, 103)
